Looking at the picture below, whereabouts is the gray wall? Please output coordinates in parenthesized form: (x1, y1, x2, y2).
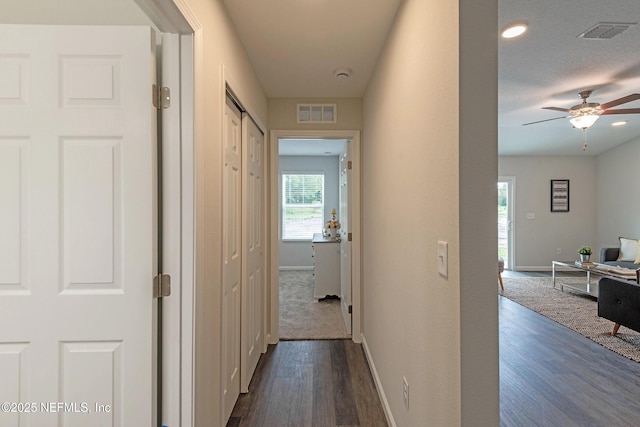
(279, 156, 340, 268)
(499, 138, 640, 269)
(596, 137, 640, 250)
(498, 156, 597, 268)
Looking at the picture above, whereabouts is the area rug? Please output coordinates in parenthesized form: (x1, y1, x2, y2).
(279, 270, 350, 340)
(501, 277, 640, 362)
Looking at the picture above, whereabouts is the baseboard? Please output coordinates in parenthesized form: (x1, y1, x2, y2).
(362, 335, 396, 427)
(279, 266, 313, 271)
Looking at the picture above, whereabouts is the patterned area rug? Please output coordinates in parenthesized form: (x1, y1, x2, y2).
(502, 277, 640, 362)
(279, 270, 350, 340)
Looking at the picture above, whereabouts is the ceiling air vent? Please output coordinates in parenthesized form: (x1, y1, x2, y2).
(578, 22, 636, 39)
(297, 104, 337, 123)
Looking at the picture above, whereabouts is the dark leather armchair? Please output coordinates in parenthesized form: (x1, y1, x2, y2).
(598, 276, 640, 336)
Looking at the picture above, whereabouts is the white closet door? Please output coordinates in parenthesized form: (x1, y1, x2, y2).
(0, 25, 156, 426)
(222, 96, 242, 422)
(240, 114, 265, 392)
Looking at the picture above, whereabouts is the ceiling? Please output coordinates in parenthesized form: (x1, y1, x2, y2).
(224, 0, 640, 157)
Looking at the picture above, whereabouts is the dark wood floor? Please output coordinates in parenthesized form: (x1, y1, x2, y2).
(499, 273, 640, 427)
(227, 339, 388, 427)
(228, 270, 640, 427)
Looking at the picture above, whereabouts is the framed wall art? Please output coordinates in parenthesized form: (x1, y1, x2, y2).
(550, 179, 569, 212)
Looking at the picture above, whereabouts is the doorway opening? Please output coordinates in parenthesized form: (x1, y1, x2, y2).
(269, 130, 362, 344)
(498, 177, 515, 270)
(277, 138, 350, 339)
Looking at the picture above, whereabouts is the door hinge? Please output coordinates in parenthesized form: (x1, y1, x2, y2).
(348, 305, 352, 314)
(348, 232, 352, 241)
(152, 84, 171, 110)
(347, 160, 352, 170)
(153, 274, 171, 298)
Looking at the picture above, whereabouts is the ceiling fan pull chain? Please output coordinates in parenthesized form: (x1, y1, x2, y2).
(582, 129, 588, 151)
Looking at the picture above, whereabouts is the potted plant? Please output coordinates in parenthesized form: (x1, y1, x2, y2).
(578, 246, 592, 262)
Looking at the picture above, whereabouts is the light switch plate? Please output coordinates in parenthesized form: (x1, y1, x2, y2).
(437, 240, 448, 278)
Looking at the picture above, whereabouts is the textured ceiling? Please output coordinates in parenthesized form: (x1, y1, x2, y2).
(225, 0, 640, 156)
(499, 0, 640, 155)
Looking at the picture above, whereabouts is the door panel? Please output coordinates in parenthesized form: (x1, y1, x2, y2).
(339, 144, 352, 334)
(241, 115, 264, 392)
(0, 25, 156, 426)
(222, 97, 242, 421)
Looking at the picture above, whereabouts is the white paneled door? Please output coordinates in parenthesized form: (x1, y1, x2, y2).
(222, 97, 242, 422)
(240, 114, 264, 393)
(0, 25, 156, 426)
(339, 144, 352, 334)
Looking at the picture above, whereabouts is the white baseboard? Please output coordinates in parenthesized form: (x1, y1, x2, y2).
(279, 266, 313, 271)
(362, 335, 396, 427)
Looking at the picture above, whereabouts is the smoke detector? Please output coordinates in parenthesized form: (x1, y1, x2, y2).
(334, 67, 352, 79)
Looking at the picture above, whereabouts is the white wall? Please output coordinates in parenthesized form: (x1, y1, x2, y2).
(279, 156, 340, 268)
(498, 156, 597, 268)
(596, 137, 640, 250)
(361, 0, 498, 425)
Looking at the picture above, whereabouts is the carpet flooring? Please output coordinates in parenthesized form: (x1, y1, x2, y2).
(501, 276, 640, 362)
(279, 270, 350, 340)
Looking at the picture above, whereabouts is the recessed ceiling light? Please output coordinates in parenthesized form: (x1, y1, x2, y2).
(612, 120, 628, 126)
(501, 21, 528, 39)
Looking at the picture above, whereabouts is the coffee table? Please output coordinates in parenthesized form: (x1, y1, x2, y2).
(552, 260, 639, 298)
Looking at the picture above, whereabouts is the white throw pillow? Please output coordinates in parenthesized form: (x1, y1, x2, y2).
(617, 237, 639, 262)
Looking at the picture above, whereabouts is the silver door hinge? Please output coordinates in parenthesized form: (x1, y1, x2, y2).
(348, 232, 352, 241)
(152, 84, 171, 110)
(153, 274, 171, 298)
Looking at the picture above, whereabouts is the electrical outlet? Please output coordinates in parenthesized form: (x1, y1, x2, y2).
(402, 376, 409, 409)
(557, 248, 562, 255)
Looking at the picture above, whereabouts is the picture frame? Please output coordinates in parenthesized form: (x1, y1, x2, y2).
(550, 179, 570, 212)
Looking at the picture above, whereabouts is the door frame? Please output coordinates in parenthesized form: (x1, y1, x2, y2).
(133, 1, 200, 426)
(269, 129, 362, 344)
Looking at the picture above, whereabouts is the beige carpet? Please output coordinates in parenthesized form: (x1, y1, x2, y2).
(279, 270, 350, 340)
(502, 277, 640, 362)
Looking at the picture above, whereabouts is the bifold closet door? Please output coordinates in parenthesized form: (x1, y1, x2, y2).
(222, 96, 242, 422)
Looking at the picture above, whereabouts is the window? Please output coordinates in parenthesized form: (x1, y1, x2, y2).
(282, 174, 324, 240)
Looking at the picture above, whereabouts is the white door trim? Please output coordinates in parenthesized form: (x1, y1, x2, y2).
(269, 130, 362, 344)
(131, 1, 201, 426)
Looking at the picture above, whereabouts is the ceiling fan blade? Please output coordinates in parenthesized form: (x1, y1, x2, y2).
(542, 107, 571, 113)
(521, 116, 570, 126)
(601, 108, 640, 115)
(600, 93, 640, 110)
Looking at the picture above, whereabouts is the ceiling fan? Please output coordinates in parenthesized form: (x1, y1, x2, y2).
(522, 90, 640, 128)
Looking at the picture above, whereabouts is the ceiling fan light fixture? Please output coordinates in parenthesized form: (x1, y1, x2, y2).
(570, 114, 600, 129)
(501, 21, 528, 39)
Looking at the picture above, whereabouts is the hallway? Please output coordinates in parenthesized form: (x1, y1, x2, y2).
(227, 340, 388, 427)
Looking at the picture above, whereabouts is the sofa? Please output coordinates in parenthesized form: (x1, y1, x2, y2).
(598, 276, 640, 335)
(600, 236, 640, 270)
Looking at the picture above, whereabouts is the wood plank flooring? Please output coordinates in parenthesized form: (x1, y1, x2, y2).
(228, 270, 640, 427)
(499, 292, 640, 427)
(227, 340, 388, 427)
